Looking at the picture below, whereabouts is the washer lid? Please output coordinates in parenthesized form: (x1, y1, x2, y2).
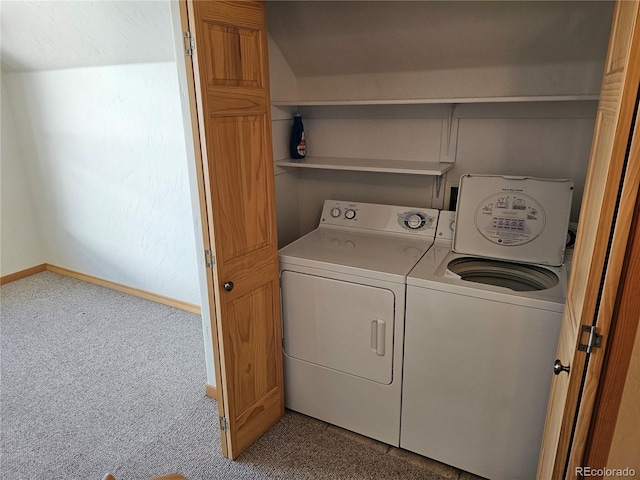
(453, 175, 573, 266)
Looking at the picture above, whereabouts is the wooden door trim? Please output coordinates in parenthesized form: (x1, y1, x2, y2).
(564, 13, 640, 472)
(178, 0, 228, 455)
(538, 3, 640, 478)
(583, 96, 640, 471)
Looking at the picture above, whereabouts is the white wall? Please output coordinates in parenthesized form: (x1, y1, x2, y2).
(267, 1, 612, 103)
(1, 71, 46, 275)
(294, 62, 605, 102)
(272, 106, 302, 247)
(452, 115, 596, 221)
(269, 35, 302, 247)
(5, 63, 200, 304)
(271, 103, 596, 237)
(266, 2, 609, 236)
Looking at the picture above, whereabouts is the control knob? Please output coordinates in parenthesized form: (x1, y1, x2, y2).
(345, 209, 356, 220)
(330, 207, 341, 218)
(405, 213, 427, 230)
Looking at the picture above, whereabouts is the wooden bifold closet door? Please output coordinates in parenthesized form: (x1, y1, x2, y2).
(185, 0, 284, 460)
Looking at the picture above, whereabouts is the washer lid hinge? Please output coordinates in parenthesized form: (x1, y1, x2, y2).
(577, 325, 602, 353)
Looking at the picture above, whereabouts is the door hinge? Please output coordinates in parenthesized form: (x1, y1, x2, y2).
(184, 31, 195, 56)
(577, 325, 603, 353)
(219, 415, 229, 431)
(205, 249, 215, 269)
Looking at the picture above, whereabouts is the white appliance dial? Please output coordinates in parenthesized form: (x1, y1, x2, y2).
(345, 209, 356, 220)
(405, 213, 427, 230)
(330, 207, 342, 218)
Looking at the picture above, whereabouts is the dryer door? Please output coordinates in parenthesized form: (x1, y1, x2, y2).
(281, 270, 395, 384)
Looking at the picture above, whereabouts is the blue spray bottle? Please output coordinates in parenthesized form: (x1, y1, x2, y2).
(290, 113, 306, 161)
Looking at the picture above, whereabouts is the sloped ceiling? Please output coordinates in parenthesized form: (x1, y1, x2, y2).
(1, 1, 614, 76)
(0, 1, 175, 72)
(266, 1, 614, 77)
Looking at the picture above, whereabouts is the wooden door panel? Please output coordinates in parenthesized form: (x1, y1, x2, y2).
(538, 303, 576, 480)
(607, 1, 637, 72)
(208, 116, 272, 262)
(222, 282, 282, 458)
(206, 90, 266, 116)
(221, 277, 282, 453)
(224, 282, 280, 414)
(233, 378, 283, 448)
(217, 260, 282, 457)
(196, 1, 264, 30)
(201, 24, 262, 87)
(187, 0, 284, 460)
(567, 110, 617, 319)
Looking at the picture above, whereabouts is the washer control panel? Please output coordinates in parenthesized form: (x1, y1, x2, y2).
(320, 200, 439, 237)
(436, 210, 456, 241)
(474, 192, 546, 246)
(453, 175, 574, 266)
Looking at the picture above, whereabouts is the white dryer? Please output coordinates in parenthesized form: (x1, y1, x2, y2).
(401, 175, 573, 480)
(279, 200, 439, 446)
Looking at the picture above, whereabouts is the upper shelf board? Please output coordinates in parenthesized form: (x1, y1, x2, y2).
(271, 95, 600, 107)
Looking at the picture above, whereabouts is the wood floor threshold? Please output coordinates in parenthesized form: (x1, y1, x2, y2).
(205, 382, 218, 400)
(1, 263, 201, 315)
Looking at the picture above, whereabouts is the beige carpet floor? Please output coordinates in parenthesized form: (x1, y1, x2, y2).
(1, 271, 482, 480)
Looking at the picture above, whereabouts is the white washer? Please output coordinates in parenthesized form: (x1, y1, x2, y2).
(279, 200, 439, 446)
(401, 175, 573, 480)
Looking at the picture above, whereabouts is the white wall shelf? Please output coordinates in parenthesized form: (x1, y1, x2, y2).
(275, 156, 453, 176)
(271, 95, 598, 209)
(271, 95, 599, 107)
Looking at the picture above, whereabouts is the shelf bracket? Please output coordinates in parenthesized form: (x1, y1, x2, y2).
(431, 172, 448, 210)
(446, 104, 456, 156)
(441, 104, 459, 163)
(435, 172, 447, 199)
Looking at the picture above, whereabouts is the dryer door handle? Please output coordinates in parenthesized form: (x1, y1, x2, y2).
(371, 319, 386, 356)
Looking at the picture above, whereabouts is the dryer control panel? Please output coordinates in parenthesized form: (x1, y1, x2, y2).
(320, 200, 439, 238)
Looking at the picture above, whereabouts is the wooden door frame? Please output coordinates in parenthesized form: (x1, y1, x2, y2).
(564, 11, 640, 473)
(538, 4, 640, 477)
(170, 0, 638, 468)
(174, 0, 228, 452)
(583, 95, 640, 471)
